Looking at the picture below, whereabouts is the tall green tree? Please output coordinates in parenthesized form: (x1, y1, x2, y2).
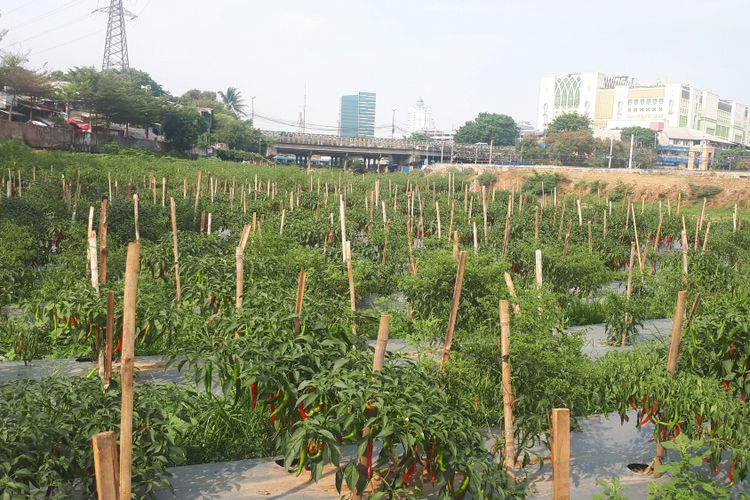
(218, 87, 246, 118)
(0, 53, 53, 121)
(545, 112, 591, 134)
(620, 126, 657, 147)
(213, 113, 262, 152)
(453, 113, 519, 146)
(162, 105, 208, 152)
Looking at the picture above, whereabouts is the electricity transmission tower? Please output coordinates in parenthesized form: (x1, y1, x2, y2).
(94, 0, 137, 71)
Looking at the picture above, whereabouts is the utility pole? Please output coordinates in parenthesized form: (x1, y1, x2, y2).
(628, 134, 635, 169)
(608, 137, 613, 168)
(95, 0, 137, 71)
(489, 140, 494, 165)
(391, 109, 396, 139)
(250, 96, 256, 127)
(450, 142, 454, 164)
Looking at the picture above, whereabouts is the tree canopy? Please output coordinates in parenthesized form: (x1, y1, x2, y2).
(218, 87, 247, 118)
(453, 113, 519, 146)
(620, 126, 657, 147)
(162, 105, 208, 152)
(545, 112, 591, 134)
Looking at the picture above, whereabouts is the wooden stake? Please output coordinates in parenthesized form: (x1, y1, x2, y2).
(535, 249, 543, 289)
(372, 315, 390, 372)
(499, 300, 516, 481)
(119, 242, 140, 500)
(652, 290, 687, 476)
(681, 228, 689, 281)
(347, 256, 357, 336)
(587, 221, 593, 254)
(701, 221, 711, 255)
(99, 198, 109, 284)
(88, 231, 99, 293)
(293, 269, 307, 336)
(132, 194, 140, 241)
(503, 272, 522, 315)
(623, 242, 636, 346)
(91, 431, 119, 500)
(551, 408, 570, 500)
(169, 198, 181, 301)
(472, 221, 478, 254)
(440, 251, 468, 368)
(193, 171, 202, 222)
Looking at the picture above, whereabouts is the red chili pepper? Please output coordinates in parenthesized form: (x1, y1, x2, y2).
(366, 439, 374, 478)
(729, 459, 736, 482)
(639, 412, 651, 426)
(629, 400, 637, 410)
(722, 380, 729, 391)
(401, 461, 416, 484)
(113, 338, 122, 353)
(250, 383, 257, 409)
(70, 314, 78, 327)
(16, 342, 22, 354)
(729, 343, 735, 359)
(298, 404, 308, 420)
(674, 423, 681, 437)
(651, 399, 658, 415)
(714, 464, 719, 475)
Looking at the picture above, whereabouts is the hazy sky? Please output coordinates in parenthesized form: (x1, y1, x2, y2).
(2, 0, 749, 136)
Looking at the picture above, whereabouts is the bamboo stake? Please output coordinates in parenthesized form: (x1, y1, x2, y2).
(733, 203, 738, 233)
(119, 242, 140, 500)
(193, 171, 202, 222)
(440, 251, 468, 369)
(91, 431, 119, 500)
(534, 206, 540, 241)
(499, 300, 516, 481)
(99, 198, 109, 284)
(701, 221, 711, 255)
(293, 269, 307, 336)
(652, 290, 687, 476)
(623, 242, 636, 347)
(472, 221, 478, 254)
(603, 210, 608, 241)
(339, 195, 347, 262)
(503, 272, 521, 314)
(88, 231, 99, 293)
(279, 209, 286, 235)
(133, 194, 140, 241)
(448, 200, 455, 238)
(576, 198, 582, 226)
(631, 208, 642, 270)
(551, 408, 570, 500)
(207, 213, 212, 235)
(587, 221, 593, 254)
(535, 249, 543, 289)
(435, 201, 442, 238)
(681, 228, 689, 280)
(347, 255, 357, 336)
(563, 220, 571, 256)
(169, 198, 181, 301)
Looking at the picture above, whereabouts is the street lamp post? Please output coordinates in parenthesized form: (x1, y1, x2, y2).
(391, 109, 396, 139)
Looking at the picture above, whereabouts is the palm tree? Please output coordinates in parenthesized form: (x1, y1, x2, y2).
(218, 87, 247, 117)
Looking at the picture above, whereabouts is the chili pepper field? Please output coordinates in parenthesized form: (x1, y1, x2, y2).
(0, 140, 749, 499)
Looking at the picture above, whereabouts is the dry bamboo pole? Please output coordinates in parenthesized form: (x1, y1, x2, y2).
(87, 207, 95, 272)
(587, 221, 593, 254)
(654, 211, 663, 253)
(732, 202, 738, 233)
(631, 208, 642, 270)
(435, 201, 442, 238)
(235, 225, 252, 309)
(676, 192, 682, 215)
(339, 195, 347, 262)
(88, 231, 99, 293)
(199, 211, 206, 234)
(91, 431, 119, 500)
(293, 269, 307, 336)
(499, 300, 516, 481)
(652, 290, 688, 476)
(534, 249, 543, 289)
(693, 215, 701, 251)
(482, 186, 488, 241)
(551, 408, 570, 500)
(534, 206, 540, 241)
(701, 221, 711, 255)
(169, 198, 181, 301)
(576, 198, 583, 226)
(452, 230, 459, 259)
(133, 194, 140, 241)
(99, 198, 109, 284)
(193, 171, 202, 223)
(448, 200, 455, 238)
(119, 242, 140, 500)
(502, 216, 511, 255)
(558, 203, 566, 240)
(347, 253, 357, 336)
(681, 228, 689, 281)
(161, 177, 166, 207)
(279, 209, 286, 235)
(698, 197, 707, 231)
(207, 213, 212, 235)
(603, 210, 608, 241)
(440, 251, 468, 369)
(104, 290, 114, 390)
(623, 242, 636, 347)
(472, 221, 478, 254)
(503, 272, 522, 315)
(562, 220, 572, 256)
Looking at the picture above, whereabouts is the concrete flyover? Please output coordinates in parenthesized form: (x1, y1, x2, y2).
(261, 131, 518, 166)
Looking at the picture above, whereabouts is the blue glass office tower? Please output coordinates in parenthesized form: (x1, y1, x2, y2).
(339, 92, 376, 137)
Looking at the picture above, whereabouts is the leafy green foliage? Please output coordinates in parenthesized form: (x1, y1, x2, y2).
(545, 112, 591, 134)
(454, 113, 519, 146)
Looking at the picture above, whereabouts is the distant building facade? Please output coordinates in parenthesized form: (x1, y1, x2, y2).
(339, 91, 376, 137)
(408, 98, 435, 134)
(538, 72, 750, 147)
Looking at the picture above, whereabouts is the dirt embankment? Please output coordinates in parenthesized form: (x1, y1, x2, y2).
(428, 164, 750, 208)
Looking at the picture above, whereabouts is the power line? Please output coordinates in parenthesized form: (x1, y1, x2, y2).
(3, 0, 87, 33)
(1, 0, 40, 17)
(0, 11, 93, 50)
(31, 27, 105, 56)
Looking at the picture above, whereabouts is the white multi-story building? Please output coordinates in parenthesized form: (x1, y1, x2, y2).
(537, 72, 750, 146)
(408, 98, 435, 134)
